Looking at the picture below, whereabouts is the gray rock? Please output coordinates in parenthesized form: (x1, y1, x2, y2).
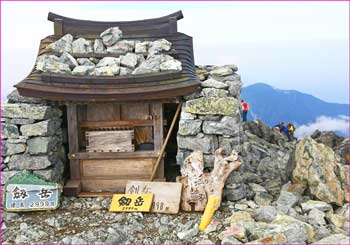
(77, 58, 95, 67)
(132, 54, 162, 74)
(93, 39, 106, 53)
(34, 160, 64, 182)
(209, 66, 234, 77)
(218, 136, 240, 154)
(201, 78, 228, 89)
(72, 65, 95, 76)
(300, 200, 333, 213)
(136, 54, 146, 65)
(226, 80, 243, 97)
(201, 88, 228, 97)
(20, 119, 61, 137)
(254, 191, 273, 206)
(70, 236, 87, 244)
(7, 90, 44, 104)
(2, 103, 61, 120)
(177, 134, 218, 154)
(8, 154, 59, 170)
(148, 39, 172, 55)
(72, 38, 93, 53)
(135, 41, 150, 53)
(9, 118, 35, 125)
(120, 53, 138, 69)
(203, 154, 215, 168)
(308, 208, 326, 226)
(177, 224, 198, 240)
(185, 97, 239, 116)
(119, 67, 132, 76)
(27, 136, 59, 154)
(203, 116, 240, 136)
(7, 136, 27, 144)
(178, 119, 202, 136)
(96, 57, 120, 67)
(107, 40, 135, 54)
(221, 236, 242, 244)
(95, 65, 120, 76)
(254, 206, 278, 222)
(59, 52, 78, 69)
(276, 191, 299, 214)
(36, 54, 71, 74)
(1, 123, 19, 139)
(100, 27, 122, 47)
(105, 229, 126, 244)
(2, 141, 26, 156)
(1, 171, 20, 184)
(160, 59, 182, 71)
(180, 110, 196, 120)
(225, 184, 251, 201)
(46, 34, 73, 53)
(315, 234, 350, 244)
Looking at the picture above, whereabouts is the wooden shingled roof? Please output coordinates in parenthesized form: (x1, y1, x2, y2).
(15, 11, 200, 102)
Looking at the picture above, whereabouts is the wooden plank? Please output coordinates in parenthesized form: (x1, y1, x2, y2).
(86, 130, 134, 152)
(126, 181, 182, 214)
(63, 180, 81, 196)
(73, 151, 161, 160)
(54, 18, 63, 37)
(67, 104, 80, 180)
(78, 192, 114, 198)
(151, 103, 164, 178)
(80, 120, 155, 128)
(86, 103, 120, 121)
(81, 178, 165, 193)
(81, 158, 155, 179)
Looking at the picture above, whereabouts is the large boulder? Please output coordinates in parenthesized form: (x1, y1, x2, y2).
(20, 119, 61, 137)
(311, 130, 344, 149)
(185, 97, 239, 116)
(292, 137, 345, 206)
(202, 116, 240, 136)
(177, 133, 218, 154)
(1, 103, 62, 120)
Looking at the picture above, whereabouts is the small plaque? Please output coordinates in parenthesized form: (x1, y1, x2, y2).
(5, 184, 60, 211)
(109, 193, 153, 212)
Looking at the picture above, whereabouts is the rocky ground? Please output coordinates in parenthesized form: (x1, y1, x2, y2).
(2, 191, 349, 244)
(2, 125, 350, 244)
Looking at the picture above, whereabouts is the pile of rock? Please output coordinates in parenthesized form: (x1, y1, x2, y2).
(36, 27, 182, 76)
(176, 64, 242, 168)
(1, 90, 67, 184)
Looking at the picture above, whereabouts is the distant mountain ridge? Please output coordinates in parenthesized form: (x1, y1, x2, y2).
(241, 83, 348, 127)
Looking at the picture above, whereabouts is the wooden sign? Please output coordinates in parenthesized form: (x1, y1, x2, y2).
(125, 181, 182, 214)
(109, 193, 153, 212)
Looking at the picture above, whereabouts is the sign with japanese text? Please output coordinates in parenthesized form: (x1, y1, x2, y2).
(109, 193, 153, 212)
(5, 184, 60, 211)
(125, 181, 182, 214)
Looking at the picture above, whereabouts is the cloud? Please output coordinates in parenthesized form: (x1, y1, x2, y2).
(295, 115, 349, 138)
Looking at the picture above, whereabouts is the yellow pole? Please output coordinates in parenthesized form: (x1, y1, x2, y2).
(199, 195, 220, 232)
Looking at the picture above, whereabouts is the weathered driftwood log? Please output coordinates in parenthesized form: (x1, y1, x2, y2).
(177, 148, 241, 211)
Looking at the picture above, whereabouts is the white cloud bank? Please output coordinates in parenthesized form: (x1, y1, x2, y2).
(295, 115, 349, 138)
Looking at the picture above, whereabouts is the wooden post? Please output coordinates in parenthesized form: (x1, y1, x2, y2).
(178, 148, 241, 211)
(54, 18, 63, 37)
(150, 102, 182, 181)
(66, 104, 80, 179)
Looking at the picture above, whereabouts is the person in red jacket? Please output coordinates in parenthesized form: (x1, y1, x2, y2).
(241, 99, 249, 122)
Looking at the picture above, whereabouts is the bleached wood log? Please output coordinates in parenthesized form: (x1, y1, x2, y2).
(178, 148, 241, 211)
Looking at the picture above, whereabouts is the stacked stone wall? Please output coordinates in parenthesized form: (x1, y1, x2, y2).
(176, 65, 243, 168)
(1, 90, 67, 184)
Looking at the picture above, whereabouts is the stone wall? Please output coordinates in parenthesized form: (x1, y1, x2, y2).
(176, 64, 243, 168)
(1, 90, 67, 184)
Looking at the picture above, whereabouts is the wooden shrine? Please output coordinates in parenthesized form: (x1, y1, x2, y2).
(15, 11, 200, 196)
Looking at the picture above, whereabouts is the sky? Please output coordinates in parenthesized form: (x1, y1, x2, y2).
(1, 1, 349, 103)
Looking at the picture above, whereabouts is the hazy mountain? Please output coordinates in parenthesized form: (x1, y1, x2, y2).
(241, 83, 348, 129)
